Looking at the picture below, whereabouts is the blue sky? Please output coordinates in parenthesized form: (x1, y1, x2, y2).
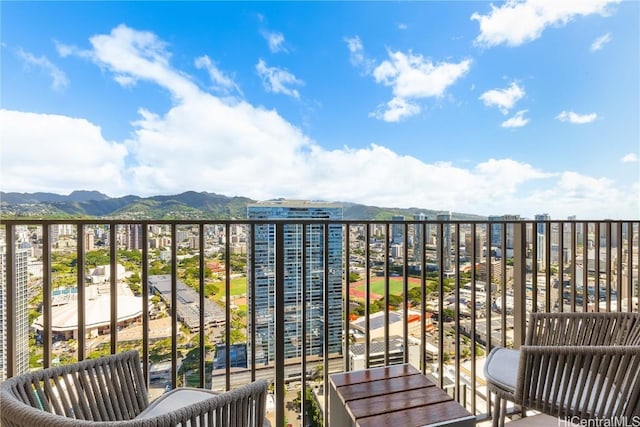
(1, 1, 638, 219)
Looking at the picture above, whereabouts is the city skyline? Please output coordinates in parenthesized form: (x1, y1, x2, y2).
(1, 1, 638, 219)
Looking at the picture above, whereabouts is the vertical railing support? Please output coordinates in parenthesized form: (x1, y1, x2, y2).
(437, 221, 444, 389)
(42, 223, 52, 369)
(198, 223, 205, 388)
(419, 222, 427, 375)
(301, 223, 308, 427)
(275, 222, 285, 427)
(5, 223, 16, 378)
(77, 224, 86, 361)
(403, 222, 409, 364)
(110, 223, 118, 354)
(170, 223, 178, 386)
(76, 225, 86, 360)
(384, 223, 390, 365)
(323, 222, 331, 424)
(364, 224, 371, 368)
(343, 224, 350, 371)
(224, 224, 231, 390)
(249, 223, 257, 382)
(513, 222, 527, 348)
(141, 223, 149, 387)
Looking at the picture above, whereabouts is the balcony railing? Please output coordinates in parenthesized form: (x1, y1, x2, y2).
(1, 218, 638, 425)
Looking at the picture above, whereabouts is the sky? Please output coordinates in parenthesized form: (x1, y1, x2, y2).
(1, 1, 639, 219)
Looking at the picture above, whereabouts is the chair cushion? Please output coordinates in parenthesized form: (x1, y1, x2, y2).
(136, 387, 220, 420)
(484, 347, 520, 392)
(502, 413, 560, 426)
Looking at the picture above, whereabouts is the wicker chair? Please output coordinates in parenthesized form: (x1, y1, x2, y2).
(485, 312, 640, 426)
(0, 350, 268, 427)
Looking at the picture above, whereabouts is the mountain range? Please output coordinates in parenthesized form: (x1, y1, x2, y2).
(0, 190, 485, 220)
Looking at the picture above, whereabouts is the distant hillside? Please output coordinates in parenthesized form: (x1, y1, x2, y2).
(340, 202, 479, 221)
(1, 191, 486, 221)
(1, 190, 110, 204)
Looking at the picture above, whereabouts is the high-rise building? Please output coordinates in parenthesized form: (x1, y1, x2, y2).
(85, 229, 95, 251)
(488, 215, 503, 248)
(489, 215, 521, 250)
(0, 244, 30, 381)
(125, 224, 143, 250)
(412, 213, 426, 261)
(535, 213, 552, 264)
(535, 213, 551, 235)
(247, 201, 343, 362)
(566, 216, 583, 245)
(437, 212, 452, 271)
(391, 215, 404, 245)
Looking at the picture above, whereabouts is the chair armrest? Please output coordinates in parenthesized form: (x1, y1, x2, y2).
(515, 345, 640, 420)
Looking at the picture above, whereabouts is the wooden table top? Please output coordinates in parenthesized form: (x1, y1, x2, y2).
(330, 364, 475, 427)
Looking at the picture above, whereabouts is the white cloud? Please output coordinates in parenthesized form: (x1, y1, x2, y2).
(3, 24, 637, 219)
(87, 24, 201, 101)
(474, 158, 551, 194)
(471, 0, 621, 48)
(344, 35, 375, 73)
(621, 153, 638, 163)
(501, 110, 529, 128)
(525, 171, 636, 219)
(479, 81, 525, 114)
(55, 41, 94, 61)
(255, 59, 303, 99)
(398, 23, 408, 30)
(556, 110, 597, 124)
(371, 50, 471, 121)
(346, 39, 469, 121)
(0, 109, 127, 194)
(17, 49, 68, 90)
(195, 55, 242, 95)
(5, 106, 636, 218)
(345, 36, 364, 66)
(591, 32, 612, 51)
(370, 97, 421, 123)
(373, 51, 471, 99)
(261, 30, 287, 53)
(55, 42, 75, 58)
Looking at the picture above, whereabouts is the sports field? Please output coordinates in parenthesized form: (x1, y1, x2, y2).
(218, 276, 424, 299)
(350, 277, 422, 299)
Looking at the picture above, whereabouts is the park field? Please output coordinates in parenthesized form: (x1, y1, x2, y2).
(350, 277, 422, 299)
(217, 275, 424, 299)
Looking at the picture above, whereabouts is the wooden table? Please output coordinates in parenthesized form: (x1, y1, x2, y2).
(329, 364, 475, 427)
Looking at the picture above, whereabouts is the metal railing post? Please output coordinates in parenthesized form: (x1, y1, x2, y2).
(171, 223, 178, 386)
(5, 223, 16, 378)
(513, 222, 527, 348)
(275, 222, 285, 427)
(141, 223, 149, 387)
(42, 223, 52, 369)
(77, 224, 86, 361)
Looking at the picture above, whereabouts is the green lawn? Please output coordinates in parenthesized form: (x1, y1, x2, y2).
(352, 278, 421, 297)
(210, 276, 248, 296)
(222, 276, 424, 298)
(224, 276, 423, 298)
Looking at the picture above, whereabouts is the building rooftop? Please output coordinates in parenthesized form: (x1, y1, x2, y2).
(149, 275, 226, 330)
(33, 286, 144, 332)
(247, 200, 342, 209)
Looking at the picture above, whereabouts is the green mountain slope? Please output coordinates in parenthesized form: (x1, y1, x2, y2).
(1, 191, 486, 220)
